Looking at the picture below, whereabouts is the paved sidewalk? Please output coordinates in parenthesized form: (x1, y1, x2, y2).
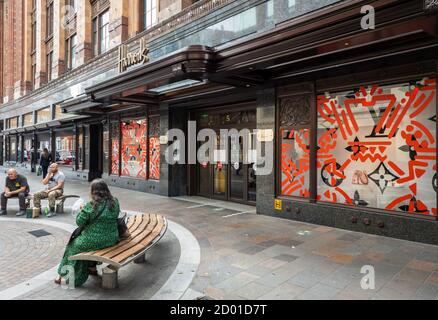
(1, 168, 438, 300)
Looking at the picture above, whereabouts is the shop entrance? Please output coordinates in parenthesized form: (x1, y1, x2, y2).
(195, 107, 257, 205)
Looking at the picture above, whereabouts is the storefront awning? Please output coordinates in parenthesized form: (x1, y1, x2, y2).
(60, 95, 103, 114)
(81, 45, 216, 112)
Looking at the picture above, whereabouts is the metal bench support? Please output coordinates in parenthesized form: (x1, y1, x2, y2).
(134, 253, 146, 264)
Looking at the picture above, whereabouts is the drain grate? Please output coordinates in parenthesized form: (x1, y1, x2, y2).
(28, 229, 52, 238)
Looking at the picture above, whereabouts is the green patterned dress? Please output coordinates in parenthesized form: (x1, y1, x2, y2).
(58, 198, 120, 286)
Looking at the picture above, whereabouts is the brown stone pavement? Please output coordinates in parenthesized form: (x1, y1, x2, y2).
(1, 167, 438, 300)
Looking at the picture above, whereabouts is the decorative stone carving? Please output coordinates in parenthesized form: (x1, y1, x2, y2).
(425, 0, 438, 12)
(279, 95, 310, 127)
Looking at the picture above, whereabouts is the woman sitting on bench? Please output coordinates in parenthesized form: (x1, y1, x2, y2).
(55, 179, 120, 286)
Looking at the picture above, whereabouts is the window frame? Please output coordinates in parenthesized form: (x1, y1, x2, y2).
(46, 0, 54, 39)
(92, 9, 110, 57)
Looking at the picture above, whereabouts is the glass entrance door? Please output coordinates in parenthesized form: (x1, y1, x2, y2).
(195, 129, 257, 204)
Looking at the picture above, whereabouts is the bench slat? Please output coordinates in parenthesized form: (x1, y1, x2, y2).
(74, 214, 146, 257)
(101, 214, 157, 260)
(88, 214, 149, 257)
(112, 215, 165, 264)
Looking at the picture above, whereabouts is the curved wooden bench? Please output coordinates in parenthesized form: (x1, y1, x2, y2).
(69, 213, 167, 289)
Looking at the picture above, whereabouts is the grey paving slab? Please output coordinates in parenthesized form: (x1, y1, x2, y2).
(2, 169, 438, 300)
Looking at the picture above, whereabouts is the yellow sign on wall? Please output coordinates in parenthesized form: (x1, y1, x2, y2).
(274, 199, 282, 211)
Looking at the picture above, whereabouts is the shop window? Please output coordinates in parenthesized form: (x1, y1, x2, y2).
(7, 117, 18, 129)
(23, 113, 33, 126)
(149, 116, 160, 180)
(37, 133, 50, 162)
(54, 105, 69, 119)
(110, 122, 120, 175)
(84, 127, 90, 170)
(23, 136, 32, 163)
(317, 78, 437, 216)
(55, 130, 75, 169)
(9, 136, 17, 162)
(78, 127, 84, 169)
(279, 95, 311, 198)
(103, 126, 110, 175)
(121, 119, 147, 178)
(36, 107, 51, 123)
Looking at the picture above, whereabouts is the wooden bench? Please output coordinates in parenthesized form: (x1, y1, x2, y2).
(25, 194, 80, 213)
(69, 213, 167, 289)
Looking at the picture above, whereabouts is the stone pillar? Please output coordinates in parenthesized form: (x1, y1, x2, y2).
(22, 0, 34, 96)
(35, 0, 47, 89)
(128, 0, 142, 38)
(0, 0, 4, 101)
(256, 88, 276, 215)
(76, 0, 92, 65)
(52, 0, 66, 79)
(109, 0, 129, 49)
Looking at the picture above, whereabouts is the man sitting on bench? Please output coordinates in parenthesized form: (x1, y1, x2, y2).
(0, 169, 30, 216)
(33, 163, 65, 218)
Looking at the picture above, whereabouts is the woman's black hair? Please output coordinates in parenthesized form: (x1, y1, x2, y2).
(90, 179, 115, 212)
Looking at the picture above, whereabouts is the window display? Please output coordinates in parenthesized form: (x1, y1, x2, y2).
(55, 130, 75, 168)
(149, 117, 160, 180)
(121, 119, 147, 178)
(317, 78, 437, 216)
(281, 128, 310, 197)
(111, 122, 120, 175)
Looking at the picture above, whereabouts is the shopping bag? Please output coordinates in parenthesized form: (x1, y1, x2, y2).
(71, 198, 86, 217)
(37, 166, 42, 176)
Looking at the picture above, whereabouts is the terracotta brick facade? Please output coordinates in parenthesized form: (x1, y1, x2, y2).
(0, 0, 195, 105)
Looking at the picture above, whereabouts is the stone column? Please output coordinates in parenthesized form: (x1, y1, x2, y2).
(76, 0, 92, 65)
(34, 0, 47, 89)
(52, 0, 66, 79)
(256, 88, 276, 215)
(128, 0, 142, 38)
(22, 0, 34, 96)
(109, 0, 129, 49)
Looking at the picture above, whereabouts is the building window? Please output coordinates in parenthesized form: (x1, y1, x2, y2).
(92, 9, 110, 56)
(46, 0, 54, 38)
(46, 51, 53, 82)
(121, 119, 148, 178)
(148, 116, 160, 180)
(317, 78, 437, 216)
(31, 14, 36, 51)
(279, 95, 311, 198)
(143, 0, 158, 30)
(31, 63, 37, 89)
(66, 34, 77, 70)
